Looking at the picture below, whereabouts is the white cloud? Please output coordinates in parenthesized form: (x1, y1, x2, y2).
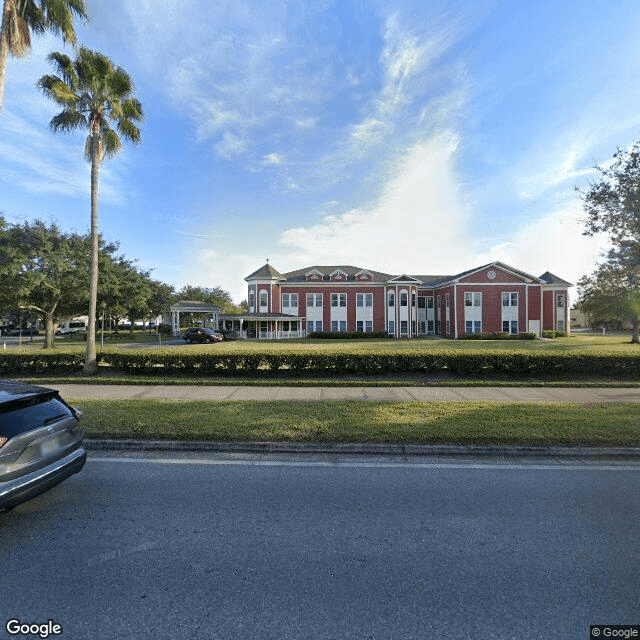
(215, 131, 248, 158)
(477, 201, 607, 299)
(263, 152, 284, 165)
(280, 131, 472, 273)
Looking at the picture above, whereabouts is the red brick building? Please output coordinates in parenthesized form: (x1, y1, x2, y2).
(228, 261, 571, 339)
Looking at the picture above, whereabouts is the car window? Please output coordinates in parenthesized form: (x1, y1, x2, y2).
(0, 398, 73, 438)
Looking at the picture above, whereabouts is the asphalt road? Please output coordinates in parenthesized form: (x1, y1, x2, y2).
(2, 452, 639, 640)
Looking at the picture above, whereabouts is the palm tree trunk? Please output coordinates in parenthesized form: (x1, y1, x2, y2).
(84, 138, 100, 374)
(0, 0, 12, 110)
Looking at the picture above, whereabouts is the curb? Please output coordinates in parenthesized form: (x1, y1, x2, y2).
(85, 438, 640, 459)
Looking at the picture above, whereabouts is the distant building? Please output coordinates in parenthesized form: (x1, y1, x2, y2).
(222, 261, 571, 340)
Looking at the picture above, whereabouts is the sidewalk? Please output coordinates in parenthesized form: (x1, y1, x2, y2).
(54, 384, 640, 403)
(59, 383, 640, 459)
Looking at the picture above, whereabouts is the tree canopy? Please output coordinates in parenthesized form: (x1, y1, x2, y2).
(0, 215, 119, 347)
(577, 140, 640, 343)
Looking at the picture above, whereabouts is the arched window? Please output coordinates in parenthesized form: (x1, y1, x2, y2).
(400, 290, 408, 306)
(259, 289, 268, 310)
(387, 291, 395, 307)
(248, 290, 255, 310)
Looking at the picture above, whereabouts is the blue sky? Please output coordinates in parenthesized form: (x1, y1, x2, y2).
(2, 0, 638, 304)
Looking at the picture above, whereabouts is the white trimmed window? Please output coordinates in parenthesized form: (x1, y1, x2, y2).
(331, 293, 347, 307)
(388, 292, 395, 307)
(388, 320, 395, 334)
(466, 320, 482, 333)
(307, 293, 323, 307)
(503, 320, 518, 334)
(356, 293, 373, 307)
(556, 294, 565, 308)
(502, 292, 518, 307)
(282, 293, 298, 309)
(400, 291, 408, 307)
(259, 290, 268, 310)
(465, 292, 482, 307)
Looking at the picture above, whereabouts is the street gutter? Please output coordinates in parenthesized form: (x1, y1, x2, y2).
(85, 438, 640, 459)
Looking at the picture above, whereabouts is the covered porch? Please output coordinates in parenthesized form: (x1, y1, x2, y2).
(220, 313, 305, 339)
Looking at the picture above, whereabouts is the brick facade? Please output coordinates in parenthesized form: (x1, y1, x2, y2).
(239, 262, 571, 339)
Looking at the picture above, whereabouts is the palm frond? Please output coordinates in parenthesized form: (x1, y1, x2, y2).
(120, 98, 143, 122)
(40, 0, 88, 45)
(117, 118, 141, 145)
(37, 75, 78, 106)
(6, 2, 32, 56)
(44, 51, 78, 88)
(50, 110, 86, 133)
(100, 127, 122, 159)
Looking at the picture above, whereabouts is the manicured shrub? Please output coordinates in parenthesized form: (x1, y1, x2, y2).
(308, 331, 389, 339)
(1, 345, 638, 379)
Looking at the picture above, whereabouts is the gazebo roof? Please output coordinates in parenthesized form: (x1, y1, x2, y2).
(169, 300, 219, 312)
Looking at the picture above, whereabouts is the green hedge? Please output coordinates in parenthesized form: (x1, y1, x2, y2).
(308, 331, 389, 339)
(1, 348, 637, 378)
(542, 330, 568, 339)
(0, 351, 85, 374)
(462, 332, 537, 340)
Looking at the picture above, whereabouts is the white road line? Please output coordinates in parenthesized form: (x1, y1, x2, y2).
(88, 457, 640, 471)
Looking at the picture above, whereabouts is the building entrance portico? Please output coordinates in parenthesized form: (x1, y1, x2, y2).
(169, 301, 220, 337)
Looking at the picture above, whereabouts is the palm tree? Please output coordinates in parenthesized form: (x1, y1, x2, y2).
(38, 47, 143, 373)
(0, 0, 87, 109)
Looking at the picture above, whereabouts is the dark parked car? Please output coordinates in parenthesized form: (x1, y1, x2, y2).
(0, 325, 15, 336)
(9, 327, 39, 336)
(183, 327, 224, 343)
(223, 330, 238, 341)
(0, 381, 86, 513)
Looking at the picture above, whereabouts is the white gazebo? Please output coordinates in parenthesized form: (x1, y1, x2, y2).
(169, 301, 220, 337)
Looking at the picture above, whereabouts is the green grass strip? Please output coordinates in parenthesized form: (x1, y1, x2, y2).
(72, 399, 640, 447)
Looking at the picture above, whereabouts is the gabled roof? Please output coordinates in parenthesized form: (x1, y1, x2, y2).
(420, 261, 544, 287)
(245, 263, 285, 281)
(539, 271, 573, 286)
(170, 300, 219, 312)
(387, 274, 423, 284)
(281, 265, 394, 282)
(244, 262, 572, 288)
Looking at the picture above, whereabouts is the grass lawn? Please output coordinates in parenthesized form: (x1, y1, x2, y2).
(72, 398, 640, 447)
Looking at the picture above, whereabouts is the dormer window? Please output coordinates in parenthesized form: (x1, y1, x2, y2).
(305, 269, 324, 281)
(329, 268, 348, 281)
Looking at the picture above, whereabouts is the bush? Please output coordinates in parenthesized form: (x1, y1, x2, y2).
(308, 331, 389, 339)
(461, 332, 529, 340)
(542, 330, 557, 338)
(1, 345, 638, 379)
